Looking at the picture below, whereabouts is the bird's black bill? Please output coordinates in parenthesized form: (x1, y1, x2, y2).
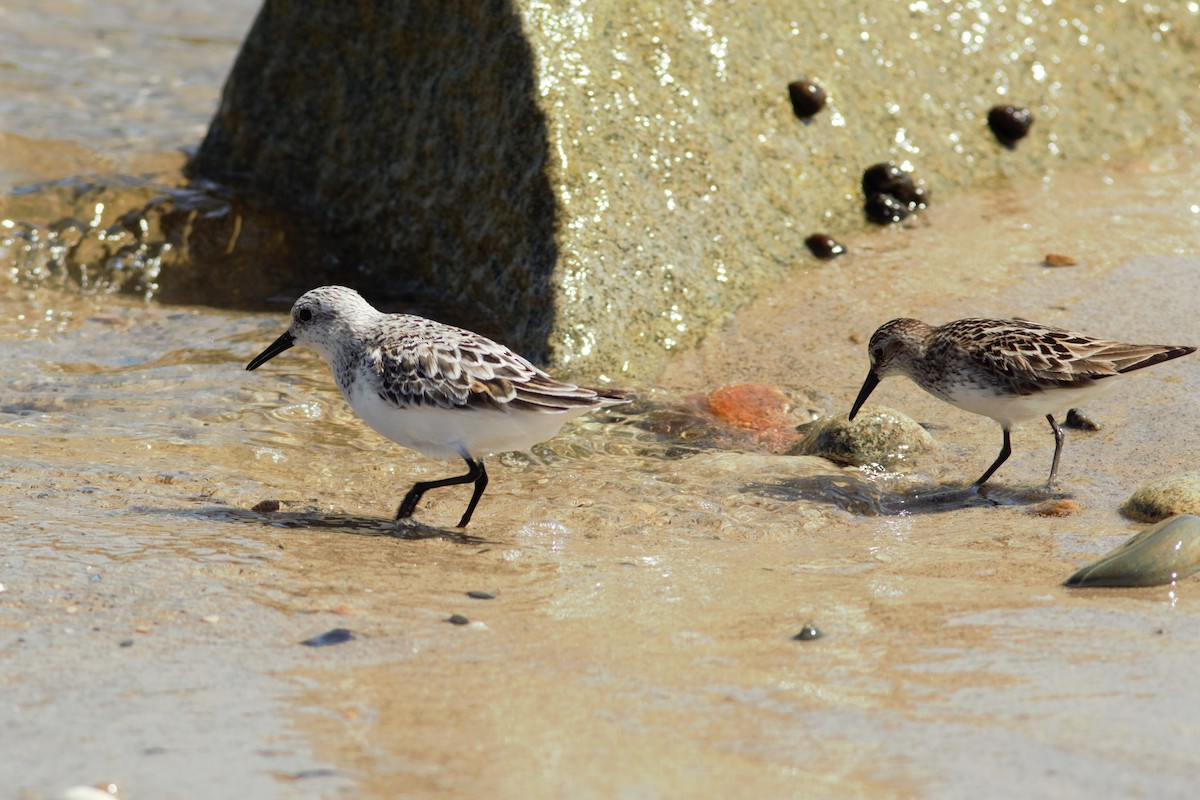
(246, 331, 296, 371)
(848, 372, 880, 420)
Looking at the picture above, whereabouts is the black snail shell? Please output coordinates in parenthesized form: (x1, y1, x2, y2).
(987, 105, 1034, 146)
(864, 193, 911, 225)
(788, 79, 827, 119)
(804, 233, 846, 259)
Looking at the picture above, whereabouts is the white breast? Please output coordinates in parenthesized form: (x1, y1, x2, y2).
(939, 379, 1119, 428)
(345, 383, 594, 460)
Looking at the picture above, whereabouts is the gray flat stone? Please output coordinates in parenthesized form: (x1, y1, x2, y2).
(1065, 515, 1200, 588)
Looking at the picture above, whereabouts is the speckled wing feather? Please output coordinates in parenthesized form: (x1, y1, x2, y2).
(366, 316, 602, 412)
(938, 319, 1193, 395)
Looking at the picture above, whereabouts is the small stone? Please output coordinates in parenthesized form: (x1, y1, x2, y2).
(301, 628, 356, 647)
(1044, 253, 1078, 267)
(119, 639, 134, 648)
(201, 615, 220, 624)
(252, 499, 281, 513)
(1065, 515, 1200, 588)
(792, 624, 823, 641)
(1122, 471, 1200, 523)
(706, 384, 792, 432)
(466, 591, 495, 600)
(1063, 408, 1100, 431)
(987, 104, 1034, 146)
(1030, 499, 1081, 517)
(787, 78, 827, 119)
(447, 614, 470, 625)
(804, 233, 846, 259)
(791, 406, 934, 467)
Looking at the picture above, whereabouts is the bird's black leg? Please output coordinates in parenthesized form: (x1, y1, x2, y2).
(396, 457, 487, 528)
(973, 427, 1012, 488)
(1045, 413, 1065, 488)
(456, 458, 488, 528)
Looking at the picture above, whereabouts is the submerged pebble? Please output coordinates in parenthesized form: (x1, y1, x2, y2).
(787, 78, 827, 119)
(1064, 515, 1200, 588)
(791, 406, 933, 468)
(987, 104, 1034, 146)
(466, 590, 496, 600)
(706, 384, 792, 432)
(251, 499, 281, 513)
(1122, 471, 1200, 523)
(804, 233, 846, 259)
(301, 628, 356, 647)
(446, 614, 470, 625)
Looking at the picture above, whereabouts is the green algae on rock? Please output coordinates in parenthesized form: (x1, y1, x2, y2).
(1122, 471, 1200, 523)
(1065, 515, 1200, 588)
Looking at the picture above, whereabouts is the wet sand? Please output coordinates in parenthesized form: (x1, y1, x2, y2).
(3, 147, 1200, 798)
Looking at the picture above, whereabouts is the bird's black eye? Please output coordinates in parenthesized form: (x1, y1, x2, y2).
(297, 308, 313, 322)
(871, 346, 884, 361)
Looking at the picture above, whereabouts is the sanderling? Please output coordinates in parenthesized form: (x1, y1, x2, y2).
(848, 317, 1194, 488)
(246, 286, 620, 527)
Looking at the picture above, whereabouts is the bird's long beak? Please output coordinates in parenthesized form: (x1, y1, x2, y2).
(848, 371, 880, 420)
(246, 331, 296, 371)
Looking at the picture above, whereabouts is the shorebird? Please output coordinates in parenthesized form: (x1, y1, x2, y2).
(247, 286, 620, 527)
(849, 317, 1194, 487)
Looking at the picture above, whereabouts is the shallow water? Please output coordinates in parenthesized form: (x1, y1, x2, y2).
(0, 0, 256, 182)
(4, 152, 1200, 798)
(5, 2, 1200, 797)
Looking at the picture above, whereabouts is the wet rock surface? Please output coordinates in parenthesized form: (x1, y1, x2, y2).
(1065, 515, 1200, 588)
(790, 406, 934, 468)
(179, 1, 1200, 376)
(1122, 471, 1200, 523)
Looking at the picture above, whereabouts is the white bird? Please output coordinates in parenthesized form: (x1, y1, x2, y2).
(247, 286, 621, 527)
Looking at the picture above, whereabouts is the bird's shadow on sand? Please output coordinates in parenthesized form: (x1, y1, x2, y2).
(137, 504, 492, 545)
(740, 473, 1056, 516)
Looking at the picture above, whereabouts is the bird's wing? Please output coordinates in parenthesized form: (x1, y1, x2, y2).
(366, 318, 601, 412)
(957, 321, 1188, 393)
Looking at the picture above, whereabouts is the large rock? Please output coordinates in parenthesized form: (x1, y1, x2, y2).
(176, 1, 1200, 376)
